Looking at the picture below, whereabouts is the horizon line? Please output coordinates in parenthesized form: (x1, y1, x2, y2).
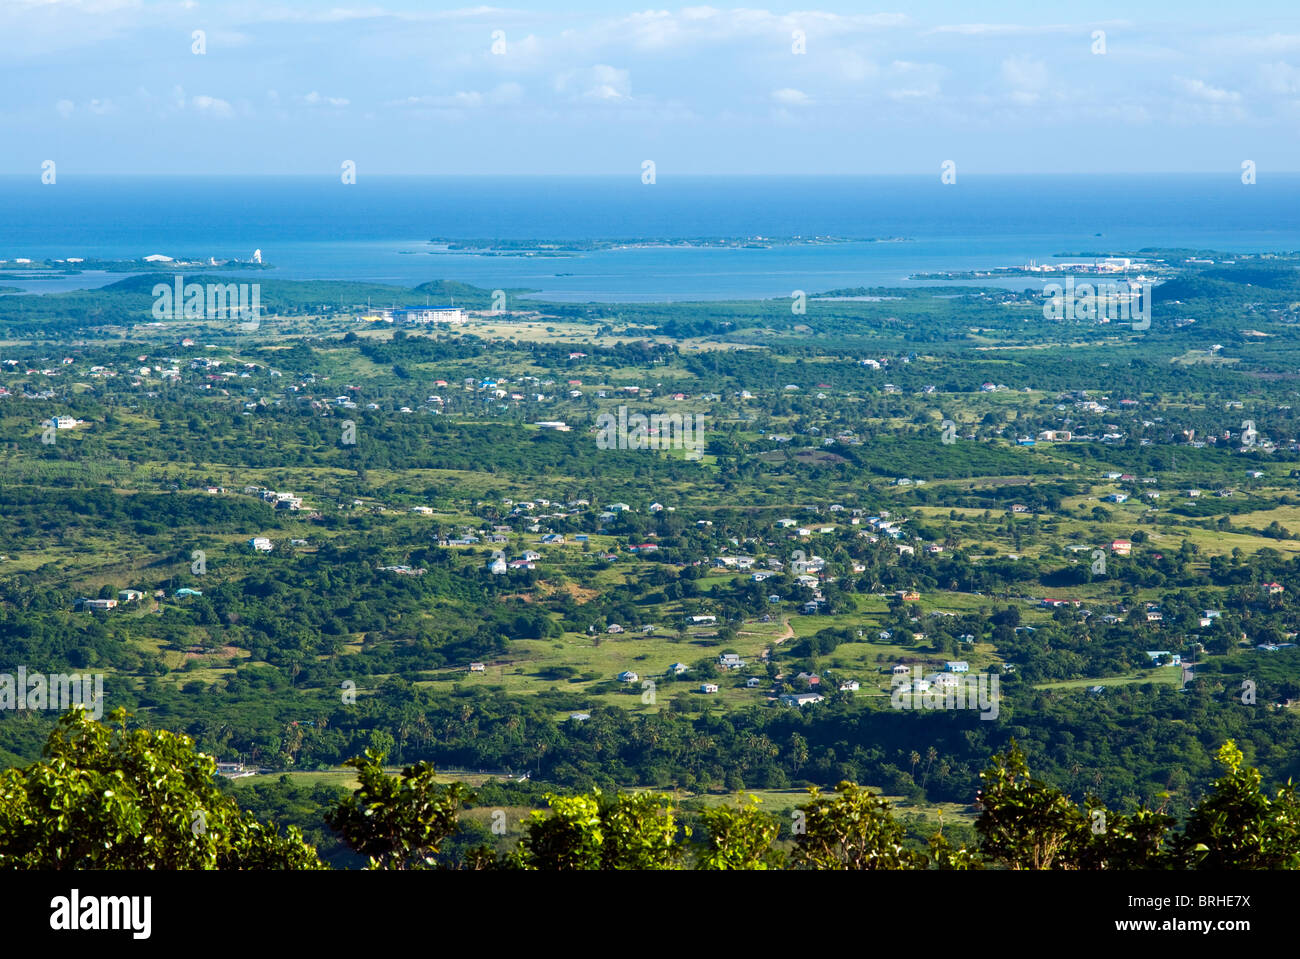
(2, 171, 1297, 179)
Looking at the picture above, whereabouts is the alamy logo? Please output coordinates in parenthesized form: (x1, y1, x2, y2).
(152, 276, 261, 320)
(890, 667, 999, 720)
(1043, 277, 1151, 330)
(0, 668, 104, 719)
(50, 890, 151, 939)
(596, 406, 705, 459)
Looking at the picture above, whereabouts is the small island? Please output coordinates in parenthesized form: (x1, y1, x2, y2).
(0, 254, 271, 275)
(424, 235, 904, 257)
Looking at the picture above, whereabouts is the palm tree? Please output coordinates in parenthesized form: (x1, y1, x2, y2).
(396, 718, 412, 764)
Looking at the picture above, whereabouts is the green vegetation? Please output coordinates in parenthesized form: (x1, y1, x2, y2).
(5, 711, 1297, 870)
(2, 261, 1300, 871)
(0, 709, 321, 869)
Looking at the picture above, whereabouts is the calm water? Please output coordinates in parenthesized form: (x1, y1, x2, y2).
(2, 175, 1297, 301)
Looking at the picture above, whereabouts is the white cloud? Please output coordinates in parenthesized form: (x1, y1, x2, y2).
(1176, 77, 1241, 103)
(1001, 56, 1049, 104)
(300, 91, 350, 107)
(888, 88, 936, 101)
(832, 52, 879, 83)
(772, 87, 810, 106)
(387, 83, 520, 110)
(55, 99, 74, 118)
(926, 22, 1095, 37)
(1207, 32, 1300, 56)
(1259, 62, 1300, 95)
(1001, 56, 1048, 89)
(390, 92, 480, 108)
(488, 82, 524, 104)
(191, 95, 234, 117)
(885, 60, 943, 100)
(571, 8, 907, 56)
(202, 29, 252, 48)
(555, 64, 630, 101)
(8, 0, 140, 11)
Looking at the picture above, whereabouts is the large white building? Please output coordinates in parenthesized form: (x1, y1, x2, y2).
(364, 306, 465, 325)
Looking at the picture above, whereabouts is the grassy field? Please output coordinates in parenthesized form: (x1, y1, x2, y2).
(1032, 664, 1184, 690)
(229, 769, 977, 831)
(675, 785, 976, 823)
(229, 767, 511, 791)
(413, 618, 793, 714)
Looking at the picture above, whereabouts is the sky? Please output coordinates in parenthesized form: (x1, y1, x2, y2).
(1, 1, 1298, 175)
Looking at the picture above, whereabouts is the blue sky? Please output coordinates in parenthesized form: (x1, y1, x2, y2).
(2, 1, 1298, 175)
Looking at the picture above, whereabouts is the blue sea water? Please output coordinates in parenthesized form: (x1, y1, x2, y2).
(1, 175, 1298, 302)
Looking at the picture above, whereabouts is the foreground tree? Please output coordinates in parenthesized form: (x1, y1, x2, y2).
(791, 782, 927, 870)
(1175, 741, 1300, 870)
(975, 742, 1090, 869)
(694, 797, 785, 870)
(325, 748, 470, 869)
(926, 831, 985, 870)
(510, 790, 683, 870)
(0, 708, 322, 869)
(975, 741, 1173, 870)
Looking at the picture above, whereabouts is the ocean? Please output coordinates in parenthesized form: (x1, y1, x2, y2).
(2, 174, 1298, 302)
